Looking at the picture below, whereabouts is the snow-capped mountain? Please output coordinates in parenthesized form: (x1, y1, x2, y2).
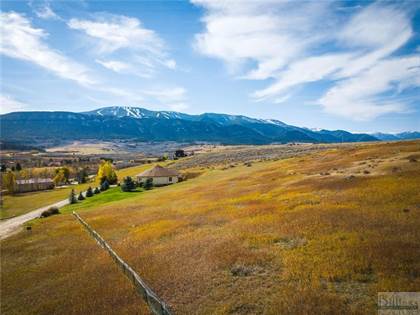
(84, 106, 191, 120)
(1, 106, 386, 144)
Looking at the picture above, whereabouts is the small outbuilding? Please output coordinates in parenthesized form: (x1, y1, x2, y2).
(136, 165, 180, 186)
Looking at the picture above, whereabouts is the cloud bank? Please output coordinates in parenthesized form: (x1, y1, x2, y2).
(68, 14, 176, 77)
(193, 1, 420, 120)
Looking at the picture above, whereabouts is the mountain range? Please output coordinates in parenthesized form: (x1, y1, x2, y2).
(1, 106, 419, 145)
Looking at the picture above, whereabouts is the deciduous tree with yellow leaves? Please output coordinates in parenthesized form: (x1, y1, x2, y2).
(2, 171, 16, 193)
(97, 161, 118, 185)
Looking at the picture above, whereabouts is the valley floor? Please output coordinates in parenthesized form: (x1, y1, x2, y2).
(1, 141, 419, 314)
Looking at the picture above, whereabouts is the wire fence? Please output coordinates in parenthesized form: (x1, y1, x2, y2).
(73, 211, 172, 315)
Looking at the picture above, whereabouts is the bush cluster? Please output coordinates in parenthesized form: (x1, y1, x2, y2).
(121, 176, 136, 192)
(40, 207, 60, 218)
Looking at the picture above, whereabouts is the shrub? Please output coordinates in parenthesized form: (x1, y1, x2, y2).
(86, 186, 93, 197)
(69, 189, 77, 204)
(121, 176, 136, 192)
(94, 187, 100, 194)
(100, 179, 110, 191)
(144, 178, 153, 190)
(40, 207, 60, 218)
(78, 192, 85, 201)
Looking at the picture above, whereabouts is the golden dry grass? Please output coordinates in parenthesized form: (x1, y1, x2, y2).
(1, 141, 419, 314)
(1, 214, 149, 314)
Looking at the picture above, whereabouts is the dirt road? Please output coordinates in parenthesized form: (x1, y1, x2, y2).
(0, 199, 69, 240)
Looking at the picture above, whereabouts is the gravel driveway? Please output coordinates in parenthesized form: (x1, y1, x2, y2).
(0, 199, 69, 240)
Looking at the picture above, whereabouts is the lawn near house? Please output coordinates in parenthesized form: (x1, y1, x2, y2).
(1, 141, 419, 314)
(0, 162, 170, 219)
(60, 186, 144, 214)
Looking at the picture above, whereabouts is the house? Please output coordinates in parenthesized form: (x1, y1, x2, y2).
(136, 165, 180, 186)
(15, 178, 54, 193)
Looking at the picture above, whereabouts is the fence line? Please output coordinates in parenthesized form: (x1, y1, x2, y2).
(73, 211, 172, 315)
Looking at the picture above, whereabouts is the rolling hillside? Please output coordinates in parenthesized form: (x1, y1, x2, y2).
(1, 140, 419, 314)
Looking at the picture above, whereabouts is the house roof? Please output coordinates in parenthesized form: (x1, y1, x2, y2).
(137, 165, 180, 178)
(16, 178, 53, 185)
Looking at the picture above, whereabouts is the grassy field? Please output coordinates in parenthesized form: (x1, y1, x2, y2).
(1, 141, 419, 314)
(0, 162, 168, 219)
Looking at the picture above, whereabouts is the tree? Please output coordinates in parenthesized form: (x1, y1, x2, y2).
(175, 149, 186, 158)
(94, 187, 100, 194)
(97, 161, 117, 185)
(53, 169, 66, 186)
(78, 192, 85, 201)
(54, 167, 70, 185)
(86, 186, 93, 197)
(2, 171, 16, 193)
(121, 176, 136, 192)
(100, 179, 110, 191)
(76, 168, 88, 184)
(69, 189, 77, 204)
(144, 178, 153, 190)
(16, 163, 22, 171)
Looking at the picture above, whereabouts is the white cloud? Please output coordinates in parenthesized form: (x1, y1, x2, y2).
(338, 4, 411, 49)
(34, 4, 60, 20)
(0, 94, 27, 114)
(143, 87, 187, 103)
(95, 59, 129, 72)
(68, 14, 176, 74)
(319, 56, 419, 120)
(142, 87, 189, 110)
(193, 0, 333, 79)
(193, 1, 419, 120)
(168, 103, 189, 111)
(0, 12, 94, 86)
(0, 12, 166, 108)
(253, 54, 353, 100)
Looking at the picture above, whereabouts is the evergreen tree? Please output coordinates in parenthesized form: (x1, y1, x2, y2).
(78, 192, 85, 201)
(144, 178, 153, 190)
(16, 163, 22, 171)
(121, 176, 136, 192)
(94, 187, 100, 194)
(76, 168, 88, 184)
(86, 186, 93, 197)
(69, 189, 77, 204)
(100, 179, 110, 191)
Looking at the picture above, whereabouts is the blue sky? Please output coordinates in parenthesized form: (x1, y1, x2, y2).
(1, 0, 419, 133)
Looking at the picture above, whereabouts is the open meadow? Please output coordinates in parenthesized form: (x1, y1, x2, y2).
(1, 141, 420, 314)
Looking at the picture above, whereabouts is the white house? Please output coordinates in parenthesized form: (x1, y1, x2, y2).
(136, 165, 180, 186)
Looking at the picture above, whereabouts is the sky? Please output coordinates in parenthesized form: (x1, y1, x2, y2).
(1, 0, 419, 133)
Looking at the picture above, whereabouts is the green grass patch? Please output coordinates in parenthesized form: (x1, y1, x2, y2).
(61, 187, 144, 214)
